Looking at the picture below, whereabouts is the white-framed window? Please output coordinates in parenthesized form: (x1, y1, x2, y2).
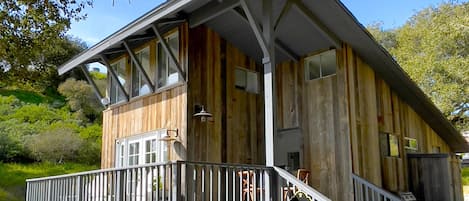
(115, 129, 168, 167)
(109, 58, 127, 104)
(235, 67, 259, 94)
(304, 49, 337, 80)
(157, 32, 180, 88)
(131, 47, 152, 97)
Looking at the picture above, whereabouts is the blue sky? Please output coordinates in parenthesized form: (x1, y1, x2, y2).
(68, 0, 459, 46)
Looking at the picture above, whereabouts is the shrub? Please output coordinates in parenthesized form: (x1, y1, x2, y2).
(26, 128, 83, 163)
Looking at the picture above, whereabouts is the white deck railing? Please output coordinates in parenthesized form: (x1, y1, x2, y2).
(26, 161, 331, 201)
(352, 174, 401, 201)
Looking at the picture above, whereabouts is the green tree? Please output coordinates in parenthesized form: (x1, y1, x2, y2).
(367, 2, 469, 130)
(0, 0, 91, 90)
(58, 78, 102, 123)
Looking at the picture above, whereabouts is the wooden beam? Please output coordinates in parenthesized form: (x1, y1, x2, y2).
(126, 33, 156, 42)
(102, 47, 127, 55)
(156, 17, 186, 26)
(188, 0, 240, 28)
(291, 0, 341, 48)
(123, 40, 155, 93)
(151, 24, 186, 82)
(273, 0, 293, 31)
(275, 39, 299, 62)
(240, 0, 269, 56)
(80, 65, 105, 107)
(230, 9, 300, 62)
(100, 54, 129, 102)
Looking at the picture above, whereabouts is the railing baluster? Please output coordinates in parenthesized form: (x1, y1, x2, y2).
(217, 166, 221, 201)
(27, 161, 334, 201)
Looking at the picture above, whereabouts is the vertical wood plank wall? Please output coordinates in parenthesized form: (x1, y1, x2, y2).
(101, 86, 187, 168)
(275, 47, 353, 201)
(101, 24, 189, 169)
(343, 45, 459, 197)
(187, 26, 264, 164)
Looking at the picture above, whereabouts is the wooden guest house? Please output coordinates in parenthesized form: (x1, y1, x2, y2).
(26, 0, 469, 201)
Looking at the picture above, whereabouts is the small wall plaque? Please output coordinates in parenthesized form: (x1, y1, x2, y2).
(399, 192, 416, 201)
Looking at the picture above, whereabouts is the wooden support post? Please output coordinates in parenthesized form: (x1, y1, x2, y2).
(230, 8, 300, 62)
(100, 54, 129, 102)
(151, 24, 187, 82)
(80, 65, 105, 107)
(123, 41, 155, 92)
(261, 0, 277, 167)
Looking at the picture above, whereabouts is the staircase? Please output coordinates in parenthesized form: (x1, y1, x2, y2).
(352, 174, 401, 201)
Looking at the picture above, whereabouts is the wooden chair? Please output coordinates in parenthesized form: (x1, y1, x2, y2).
(238, 170, 264, 201)
(283, 169, 310, 201)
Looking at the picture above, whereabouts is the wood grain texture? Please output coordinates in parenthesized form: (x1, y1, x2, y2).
(343, 43, 459, 197)
(276, 48, 353, 201)
(101, 85, 187, 168)
(186, 26, 264, 164)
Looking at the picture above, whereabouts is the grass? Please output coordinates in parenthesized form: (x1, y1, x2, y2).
(0, 162, 98, 201)
(0, 89, 46, 104)
(0, 88, 65, 106)
(463, 166, 469, 186)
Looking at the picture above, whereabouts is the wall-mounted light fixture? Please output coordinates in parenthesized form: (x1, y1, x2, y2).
(193, 105, 212, 122)
(159, 129, 179, 142)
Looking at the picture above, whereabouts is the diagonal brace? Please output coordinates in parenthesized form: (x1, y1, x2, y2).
(274, 0, 293, 31)
(100, 54, 129, 102)
(240, 0, 269, 56)
(80, 65, 105, 107)
(123, 41, 155, 93)
(151, 24, 186, 82)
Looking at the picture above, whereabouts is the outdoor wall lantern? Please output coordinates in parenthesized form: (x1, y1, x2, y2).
(193, 105, 212, 122)
(159, 129, 179, 142)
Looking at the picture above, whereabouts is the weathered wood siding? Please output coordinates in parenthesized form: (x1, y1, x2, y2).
(187, 26, 264, 164)
(101, 86, 187, 168)
(275, 47, 353, 201)
(344, 44, 460, 199)
(101, 24, 189, 169)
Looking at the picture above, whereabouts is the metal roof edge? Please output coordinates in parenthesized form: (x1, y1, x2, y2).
(333, 0, 469, 153)
(58, 0, 192, 75)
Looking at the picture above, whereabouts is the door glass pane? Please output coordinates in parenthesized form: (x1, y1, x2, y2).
(128, 142, 139, 166)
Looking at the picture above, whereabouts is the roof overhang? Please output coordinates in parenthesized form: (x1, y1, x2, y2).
(58, 0, 469, 152)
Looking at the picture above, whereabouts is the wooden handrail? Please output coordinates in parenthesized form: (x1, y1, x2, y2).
(352, 173, 401, 201)
(274, 166, 331, 201)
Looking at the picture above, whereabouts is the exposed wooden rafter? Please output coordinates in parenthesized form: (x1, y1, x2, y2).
(156, 16, 187, 26)
(100, 54, 129, 102)
(123, 40, 156, 93)
(273, 0, 293, 31)
(239, 0, 269, 56)
(80, 65, 105, 107)
(188, 0, 240, 28)
(275, 39, 299, 62)
(151, 24, 186, 82)
(231, 7, 299, 62)
(291, 0, 341, 48)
